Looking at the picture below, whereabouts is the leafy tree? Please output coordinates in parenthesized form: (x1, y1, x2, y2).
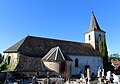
(109, 53, 120, 61)
(98, 38, 108, 57)
(0, 53, 7, 71)
(98, 37, 110, 73)
(0, 61, 7, 71)
(0, 53, 3, 63)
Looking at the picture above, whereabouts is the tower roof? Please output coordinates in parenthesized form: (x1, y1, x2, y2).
(42, 46, 72, 61)
(88, 12, 105, 33)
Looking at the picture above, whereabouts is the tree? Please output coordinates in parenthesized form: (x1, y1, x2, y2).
(0, 61, 7, 71)
(98, 37, 109, 73)
(0, 53, 7, 71)
(0, 54, 7, 71)
(109, 53, 120, 61)
(98, 37, 108, 57)
(0, 53, 3, 63)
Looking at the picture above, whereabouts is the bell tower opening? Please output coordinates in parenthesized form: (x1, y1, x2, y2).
(89, 35, 91, 41)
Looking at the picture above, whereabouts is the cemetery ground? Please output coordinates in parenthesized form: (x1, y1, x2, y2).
(0, 69, 120, 84)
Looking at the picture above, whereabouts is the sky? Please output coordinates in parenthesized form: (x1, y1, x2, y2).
(0, 0, 120, 55)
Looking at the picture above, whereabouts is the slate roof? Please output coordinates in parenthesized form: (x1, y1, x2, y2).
(42, 46, 72, 61)
(87, 12, 105, 33)
(4, 35, 102, 57)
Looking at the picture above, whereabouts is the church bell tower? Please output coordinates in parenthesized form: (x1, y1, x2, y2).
(85, 12, 106, 50)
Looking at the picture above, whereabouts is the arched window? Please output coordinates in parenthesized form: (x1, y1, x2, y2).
(89, 35, 91, 41)
(8, 56, 11, 65)
(75, 58, 79, 67)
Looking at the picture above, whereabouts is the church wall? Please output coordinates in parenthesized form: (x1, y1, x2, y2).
(13, 54, 48, 77)
(66, 61, 72, 78)
(16, 54, 44, 72)
(85, 31, 95, 43)
(94, 31, 106, 50)
(4, 53, 19, 71)
(60, 61, 72, 79)
(85, 31, 106, 50)
(43, 61, 72, 78)
(94, 31, 106, 41)
(85, 31, 96, 49)
(70, 55, 103, 76)
(4, 53, 18, 61)
(4, 53, 103, 78)
(43, 61, 60, 73)
(4, 53, 49, 77)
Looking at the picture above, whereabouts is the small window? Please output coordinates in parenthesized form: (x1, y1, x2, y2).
(99, 34, 102, 40)
(99, 34, 101, 38)
(8, 56, 11, 65)
(89, 35, 91, 41)
(75, 58, 79, 67)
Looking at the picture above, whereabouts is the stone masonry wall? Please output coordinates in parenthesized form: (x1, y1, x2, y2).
(16, 54, 45, 72)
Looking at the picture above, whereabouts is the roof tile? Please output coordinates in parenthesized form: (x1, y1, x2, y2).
(4, 36, 102, 57)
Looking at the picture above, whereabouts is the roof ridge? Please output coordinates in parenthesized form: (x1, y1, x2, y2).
(27, 35, 87, 45)
(58, 47, 65, 60)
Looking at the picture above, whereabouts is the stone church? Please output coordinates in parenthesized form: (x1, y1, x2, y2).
(3, 12, 106, 79)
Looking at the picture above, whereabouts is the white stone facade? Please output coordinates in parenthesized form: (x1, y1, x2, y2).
(70, 55, 103, 76)
(4, 53, 19, 71)
(85, 31, 106, 50)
